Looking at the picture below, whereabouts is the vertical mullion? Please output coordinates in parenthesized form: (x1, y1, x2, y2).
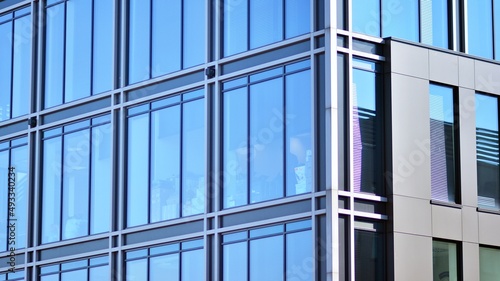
(62, 1, 67, 104)
(90, 0, 95, 95)
(247, 0, 250, 51)
(149, 0, 153, 79)
(9, 17, 14, 119)
(147, 108, 152, 223)
(180, 0, 184, 69)
(59, 133, 64, 242)
(282, 71, 287, 197)
(492, 0, 496, 59)
(180, 100, 184, 217)
(87, 127, 92, 236)
(282, 0, 285, 40)
(246, 82, 250, 205)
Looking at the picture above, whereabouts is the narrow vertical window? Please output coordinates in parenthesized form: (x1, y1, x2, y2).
(421, 0, 449, 49)
(430, 84, 459, 203)
(354, 220, 385, 281)
(352, 0, 380, 37)
(382, 0, 419, 42)
(432, 240, 460, 281)
(468, 0, 493, 58)
(476, 94, 500, 210)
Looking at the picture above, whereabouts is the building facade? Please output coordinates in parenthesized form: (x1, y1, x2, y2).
(1, 0, 500, 280)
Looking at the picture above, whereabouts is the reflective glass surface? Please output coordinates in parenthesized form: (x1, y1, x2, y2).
(250, 236, 283, 281)
(480, 247, 500, 281)
(11, 14, 31, 118)
(128, 0, 150, 84)
(382, 0, 418, 42)
(0, 20, 12, 121)
(45, 4, 64, 108)
(352, 0, 380, 37)
(250, 0, 283, 49)
(223, 242, 247, 280)
(152, 0, 181, 77)
(429, 84, 457, 203)
(150, 254, 179, 281)
(432, 241, 459, 281)
(354, 227, 385, 281)
(181, 249, 204, 281)
(468, 0, 493, 58)
(223, 0, 248, 57)
(476, 94, 500, 209)
(421, 0, 448, 48)
(183, 0, 205, 68)
(42, 137, 63, 243)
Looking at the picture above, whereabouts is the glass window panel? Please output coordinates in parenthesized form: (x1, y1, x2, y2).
(480, 247, 500, 281)
(150, 254, 179, 281)
(468, 0, 493, 58)
(182, 239, 204, 250)
(90, 124, 111, 234)
(0, 21, 12, 121)
(250, 78, 284, 203)
(0, 150, 8, 251)
(90, 256, 108, 266)
(355, 228, 385, 281)
(62, 130, 90, 240)
(286, 219, 311, 231)
(44, 4, 65, 108)
(421, 0, 449, 49)
(126, 259, 147, 281)
(127, 114, 150, 227)
(249, 224, 283, 238)
(430, 84, 457, 203)
(61, 269, 87, 281)
(495, 0, 500, 60)
(249, 67, 282, 83)
(151, 106, 181, 222)
(61, 260, 87, 270)
(126, 249, 148, 260)
(150, 243, 179, 255)
(285, 0, 310, 38)
(11, 145, 28, 249)
(352, 63, 382, 194)
(223, 231, 247, 243)
(250, 236, 283, 281)
(382, 0, 418, 42)
(40, 275, 59, 281)
(152, 0, 181, 77)
(151, 95, 181, 109)
(183, 0, 205, 68)
(223, 88, 248, 208)
(93, 0, 114, 94)
(352, 0, 380, 37)
(286, 70, 312, 196)
(182, 89, 204, 100)
(128, 0, 151, 84)
(12, 15, 31, 118)
(223, 0, 248, 57)
(476, 94, 500, 209)
(250, 0, 283, 49)
(42, 137, 62, 243)
(89, 265, 108, 280)
(181, 249, 204, 281)
(286, 230, 313, 281)
(223, 242, 247, 281)
(65, 0, 92, 102)
(432, 241, 459, 281)
(182, 99, 205, 216)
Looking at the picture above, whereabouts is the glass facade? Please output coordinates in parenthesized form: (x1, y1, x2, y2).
(432, 240, 459, 281)
(480, 246, 500, 281)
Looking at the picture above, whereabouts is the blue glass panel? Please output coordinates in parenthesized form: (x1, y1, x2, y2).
(183, 0, 205, 68)
(62, 130, 90, 240)
(44, 4, 64, 108)
(286, 70, 312, 196)
(182, 89, 204, 101)
(182, 238, 203, 250)
(223, 231, 247, 243)
(286, 219, 311, 231)
(495, 0, 500, 60)
(249, 224, 283, 238)
(223, 77, 247, 90)
(468, 0, 493, 58)
(151, 95, 181, 109)
(285, 0, 310, 38)
(150, 254, 179, 281)
(126, 249, 148, 260)
(476, 94, 500, 209)
(249, 78, 284, 203)
(128, 0, 151, 84)
(250, 0, 283, 49)
(223, 88, 247, 208)
(65, 0, 92, 102)
(152, 0, 181, 77)
(40, 275, 59, 281)
(250, 236, 284, 281)
(64, 120, 89, 133)
(352, 0, 379, 37)
(93, 0, 114, 94)
(90, 124, 111, 234)
(61, 260, 87, 270)
(223, 242, 247, 281)
(92, 114, 111, 125)
(89, 265, 108, 280)
(12, 15, 30, 118)
(286, 230, 313, 281)
(429, 84, 456, 203)
(223, 0, 248, 57)
(42, 137, 62, 243)
(127, 114, 150, 227)
(0, 151, 8, 251)
(11, 145, 28, 249)
(249, 67, 282, 83)
(181, 249, 204, 281)
(421, 0, 448, 48)
(150, 106, 181, 222)
(0, 22, 12, 121)
(40, 265, 59, 274)
(182, 99, 205, 216)
(285, 60, 310, 72)
(90, 256, 108, 266)
(382, 0, 418, 42)
(150, 243, 179, 255)
(126, 259, 147, 281)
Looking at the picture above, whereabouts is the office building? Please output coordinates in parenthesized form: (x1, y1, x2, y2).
(1, 0, 500, 280)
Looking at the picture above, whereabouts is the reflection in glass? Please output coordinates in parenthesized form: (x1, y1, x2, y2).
(89, 265, 109, 280)
(430, 84, 457, 203)
(0, 150, 8, 251)
(285, 0, 310, 38)
(12, 14, 31, 118)
(152, 0, 181, 77)
(182, 249, 204, 281)
(468, 0, 493, 58)
(286, 230, 313, 281)
(150, 254, 180, 281)
(0, 21, 12, 121)
(61, 269, 87, 281)
(250, 0, 283, 49)
(223, 242, 247, 281)
(183, 0, 204, 68)
(223, 0, 248, 57)
(11, 145, 28, 249)
(126, 259, 147, 281)
(128, 0, 151, 84)
(45, 4, 65, 108)
(250, 78, 284, 203)
(352, 0, 379, 37)
(355, 227, 385, 281)
(42, 137, 63, 243)
(495, 0, 500, 60)
(432, 240, 458, 281)
(250, 236, 283, 281)
(476, 94, 500, 209)
(480, 247, 500, 281)
(421, 0, 448, 49)
(382, 0, 418, 42)
(93, 0, 114, 94)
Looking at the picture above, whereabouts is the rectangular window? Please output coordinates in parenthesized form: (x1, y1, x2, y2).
(39, 256, 108, 281)
(352, 58, 384, 195)
(480, 246, 500, 280)
(432, 240, 460, 281)
(125, 239, 204, 281)
(44, 0, 114, 108)
(222, 60, 313, 208)
(430, 84, 460, 203)
(0, 7, 31, 121)
(222, 220, 313, 281)
(421, 0, 450, 49)
(354, 220, 385, 281)
(468, 0, 493, 58)
(0, 270, 24, 280)
(126, 90, 205, 227)
(476, 94, 500, 210)
(0, 137, 28, 251)
(41, 116, 112, 243)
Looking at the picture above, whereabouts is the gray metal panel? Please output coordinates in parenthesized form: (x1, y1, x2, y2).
(475, 60, 500, 94)
(478, 212, 500, 246)
(459, 57, 475, 89)
(390, 73, 431, 200)
(393, 195, 432, 236)
(429, 50, 459, 85)
(431, 204, 462, 240)
(462, 242, 480, 281)
(393, 232, 433, 281)
(389, 40, 429, 80)
(462, 206, 479, 243)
